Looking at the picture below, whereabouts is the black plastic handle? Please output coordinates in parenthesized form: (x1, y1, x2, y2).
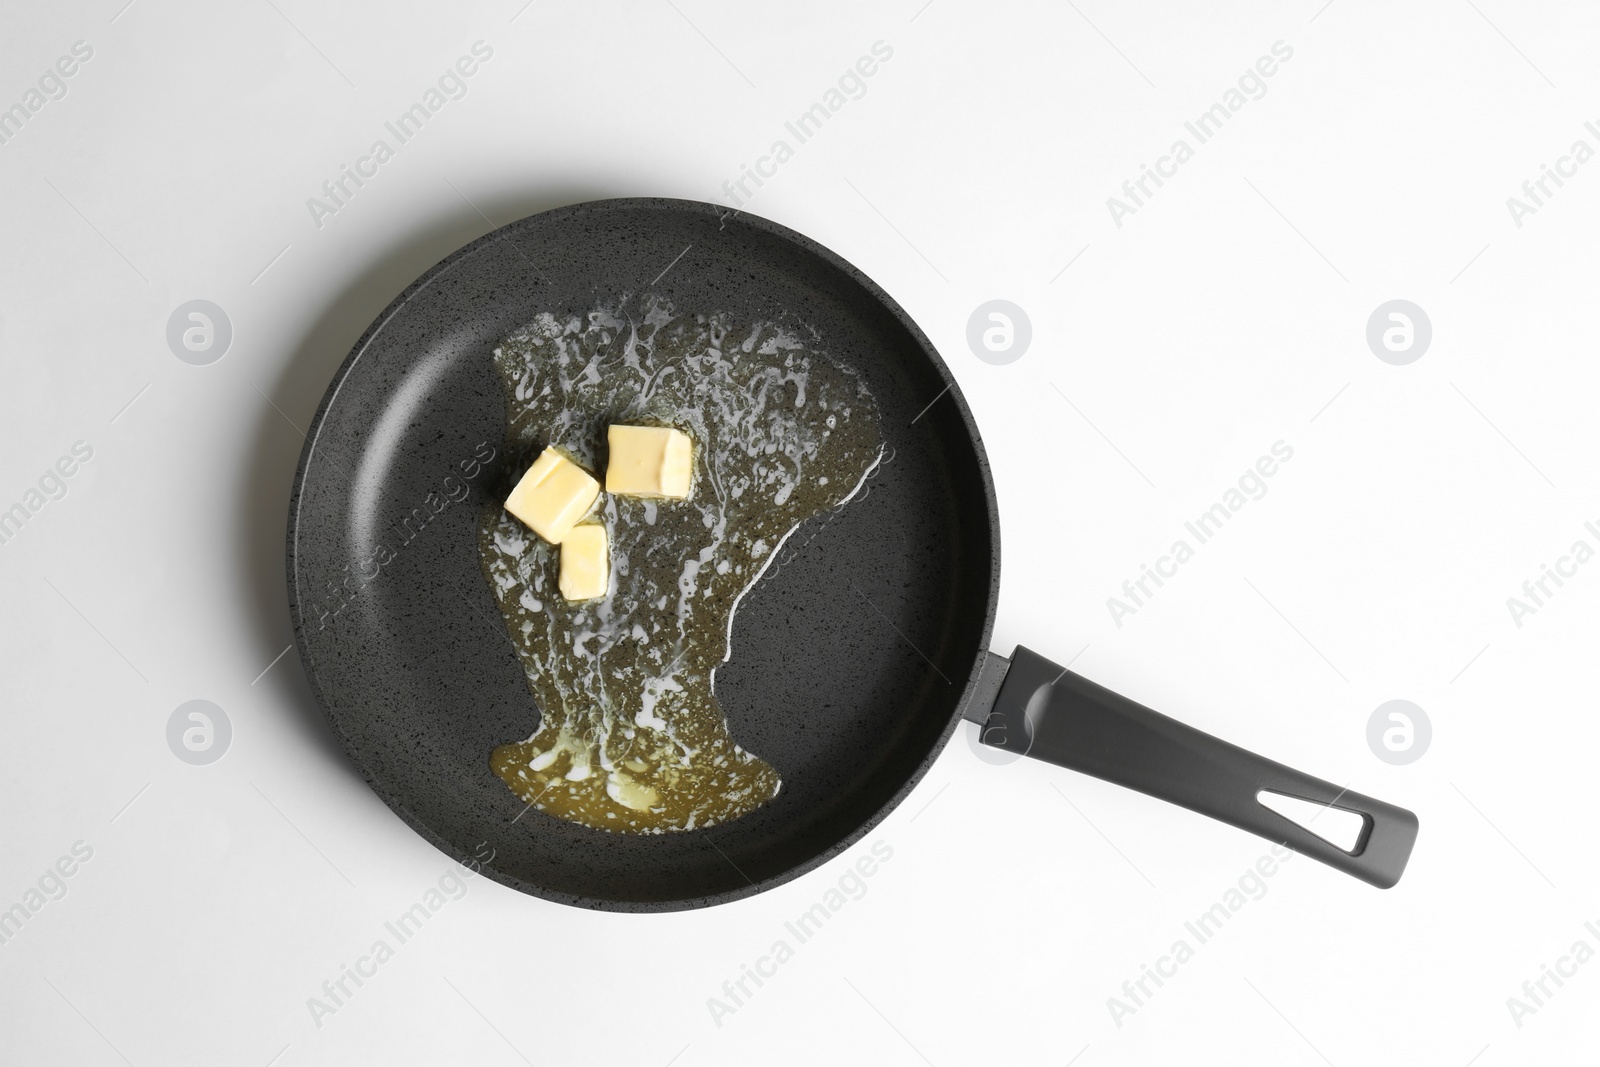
(977, 645, 1419, 888)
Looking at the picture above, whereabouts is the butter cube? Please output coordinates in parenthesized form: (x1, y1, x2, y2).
(505, 447, 600, 544)
(606, 425, 693, 499)
(559, 524, 609, 601)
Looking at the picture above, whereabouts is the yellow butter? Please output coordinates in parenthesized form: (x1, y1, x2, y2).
(605, 424, 693, 499)
(505, 447, 600, 544)
(558, 523, 609, 601)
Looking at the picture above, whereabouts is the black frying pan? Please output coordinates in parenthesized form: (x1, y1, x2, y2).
(287, 198, 1417, 911)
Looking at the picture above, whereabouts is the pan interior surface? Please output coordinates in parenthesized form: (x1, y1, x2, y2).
(288, 199, 997, 910)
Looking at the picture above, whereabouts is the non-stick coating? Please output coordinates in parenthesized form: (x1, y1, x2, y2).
(287, 199, 999, 910)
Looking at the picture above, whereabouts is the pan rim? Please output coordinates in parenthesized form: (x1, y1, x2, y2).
(285, 196, 1001, 911)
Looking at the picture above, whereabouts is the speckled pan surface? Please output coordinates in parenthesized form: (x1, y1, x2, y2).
(286, 198, 999, 911)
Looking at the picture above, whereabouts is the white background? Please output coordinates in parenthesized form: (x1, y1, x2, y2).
(1, 1, 1596, 1064)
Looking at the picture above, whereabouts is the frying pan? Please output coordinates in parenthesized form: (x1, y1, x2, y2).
(287, 198, 1418, 911)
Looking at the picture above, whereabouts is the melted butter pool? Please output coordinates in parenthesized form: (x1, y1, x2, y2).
(479, 296, 883, 833)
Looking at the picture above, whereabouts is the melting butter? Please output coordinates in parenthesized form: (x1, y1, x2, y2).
(479, 296, 883, 833)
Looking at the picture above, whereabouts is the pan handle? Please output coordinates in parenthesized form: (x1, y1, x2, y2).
(978, 646, 1418, 889)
